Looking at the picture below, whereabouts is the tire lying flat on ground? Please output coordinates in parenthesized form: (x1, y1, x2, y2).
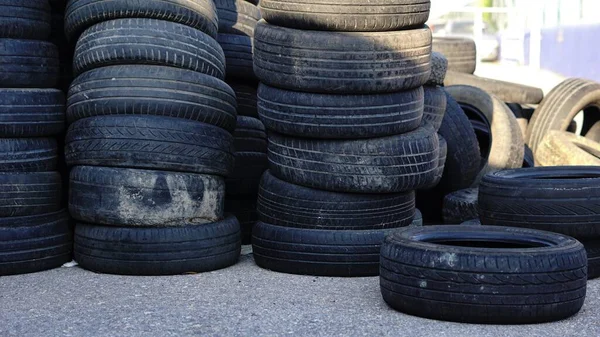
(0, 0, 52, 40)
(0, 138, 57, 172)
(432, 37, 476, 74)
(268, 126, 439, 193)
(74, 215, 241, 276)
(0, 39, 59, 88)
(0, 172, 61, 217)
(259, 0, 430, 32)
(444, 71, 544, 104)
(380, 225, 587, 324)
(258, 84, 424, 139)
(254, 21, 432, 94)
(0, 89, 65, 137)
(479, 166, 600, 240)
(67, 65, 237, 131)
(536, 131, 600, 166)
(69, 166, 225, 227)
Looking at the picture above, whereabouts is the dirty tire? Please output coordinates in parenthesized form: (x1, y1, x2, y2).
(424, 135, 447, 189)
(233, 116, 267, 153)
(66, 65, 237, 131)
(411, 209, 423, 227)
(444, 71, 544, 104)
(0, 172, 61, 217)
(422, 86, 446, 131)
(427, 52, 448, 86)
(0, 138, 57, 172)
(584, 241, 600, 279)
(442, 188, 478, 224)
(64, 0, 218, 41)
(268, 126, 439, 193)
(432, 37, 476, 74)
(69, 166, 225, 227)
(585, 121, 600, 142)
(536, 131, 600, 166)
(253, 221, 398, 276)
(228, 81, 258, 117)
(214, 0, 260, 37)
(0, 210, 72, 276)
(0, 89, 65, 137)
(259, 0, 430, 32)
(479, 166, 600, 241)
(225, 198, 257, 244)
(446, 85, 524, 183)
(226, 152, 268, 196)
(254, 21, 432, 93)
(65, 116, 235, 176)
(0, 0, 51, 40)
(74, 215, 241, 275)
(380, 225, 587, 324)
(258, 83, 424, 139)
(528, 78, 600, 154)
(460, 219, 481, 226)
(217, 34, 255, 81)
(257, 170, 415, 230)
(73, 18, 225, 78)
(0, 39, 59, 88)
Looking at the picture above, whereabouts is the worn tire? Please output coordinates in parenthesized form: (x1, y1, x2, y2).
(257, 170, 415, 230)
(584, 241, 600, 279)
(422, 86, 446, 131)
(479, 166, 600, 241)
(0, 0, 51, 40)
(0, 138, 57, 172)
(0, 172, 61, 217)
(427, 52, 448, 86)
(424, 135, 447, 189)
(229, 81, 258, 117)
(215, 0, 260, 37)
(432, 37, 476, 74)
(254, 21, 432, 94)
(0, 39, 59, 88)
(259, 0, 430, 32)
(73, 18, 225, 78)
(258, 83, 424, 139)
(528, 78, 600, 154)
(74, 215, 241, 275)
(226, 152, 268, 196)
(65, 116, 235, 176)
(233, 116, 266, 153)
(217, 34, 255, 81)
(444, 71, 544, 104)
(0, 210, 72, 276)
(64, 0, 218, 41)
(69, 166, 225, 227)
(67, 65, 237, 131)
(268, 126, 439, 193)
(536, 131, 600, 166)
(0, 89, 65, 137)
(442, 188, 478, 224)
(380, 225, 587, 324)
(253, 221, 397, 276)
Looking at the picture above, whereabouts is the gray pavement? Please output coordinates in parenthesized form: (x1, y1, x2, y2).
(0, 251, 598, 337)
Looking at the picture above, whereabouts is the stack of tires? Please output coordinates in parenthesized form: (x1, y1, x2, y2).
(215, 0, 267, 244)
(252, 0, 438, 276)
(62, 0, 242, 275)
(0, 0, 71, 276)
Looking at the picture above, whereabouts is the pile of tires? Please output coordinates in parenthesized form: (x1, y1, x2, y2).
(251, 0, 436, 276)
(0, 0, 71, 276)
(215, 0, 267, 244)
(63, 0, 241, 275)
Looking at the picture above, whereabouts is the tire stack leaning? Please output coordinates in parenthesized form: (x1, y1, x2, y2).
(63, 0, 242, 275)
(215, 0, 267, 244)
(0, 0, 71, 276)
(252, 0, 438, 276)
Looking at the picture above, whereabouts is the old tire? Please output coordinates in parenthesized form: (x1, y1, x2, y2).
(228, 81, 258, 117)
(422, 86, 446, 131)
(0, 39, 59, 88)
(536, 131, 600, 166)
(0, 138, 57, 172)
(0, 172, 61, 217)
(0, 89, 65, 137)
(0, 0, 52, 40)
(444, 71, 544, 104)
(217, 34, 255, 81)
(432, 37, 476, 74)
(442, 188, 478, 224)
(233, 116, 266, 153)
(214, 0, 260, 37)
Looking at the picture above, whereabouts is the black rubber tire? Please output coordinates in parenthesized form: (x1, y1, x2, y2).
(65, 115, 235, 176)
(535, 131, 600, 166)
(74, 215, 241, 276)
(0, 210, 72, 276)
(73, 18, 225, 78)
(442, 188, 478, 224)
(0, 172, 61, 217)
(523, 144, 535, 167)
(66, 65, 237, 131)
(0, 138, 57, 172)
(254, 21, 432, 94)
(427, 51, 448, 86)
(446, 85, 524, 183)
(253, 221, 398, 277)
(214, 0, 261, 37)
(268, 126, 439, 193)
(479, 166, 600, 241)
(225, 198, 256, 244)
(0, 0, 51, 40)
(432, 37, 476, 74)
(69, 166, 225, 227)
(259, 0, 430, 32)
(217, 34, 255, 81)
(380, 225, 587, 324)
(411, 208, 423, 227)
(444, 71, 544, 104)
(528, 78, 600, 154)
(0, 89, 65, 137)
(437, 90, 480, 192)
(258, 83, 423, 139)
(228, 81, 258, 117)
(584, 241, 600, 280)
(424, 134, 447, 189)
(257, 170, 415, 230)
(225, 152, 268, 196)
(64, 0, 218, 41)
(422, 86, 446, 131)
(0, 39, 59, 88)
(233, 116, 266, 153)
